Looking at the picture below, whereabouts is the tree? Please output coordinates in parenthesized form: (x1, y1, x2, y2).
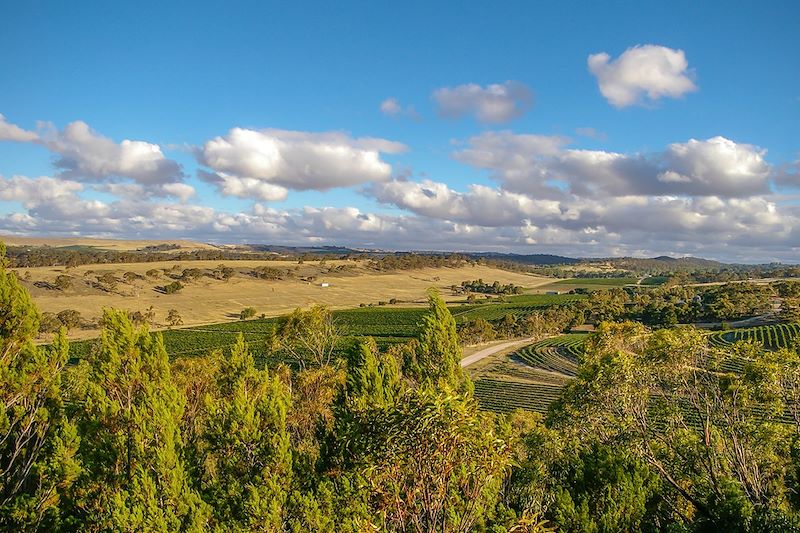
(54, 274, 72, 291)
(38, 312, 62, 334)
(166, 308, 183, 327)
(56, 309, 82, 331)
(343, 337, 400, 411)
(345, 387, 512, 533)
(459, 318, 496, 345)
(551, 322, 800, 529)
(277, 305, 339, 367)
(66, 309, 209, 531)
(402, 290, 469, 391)
(239, 307, 257, 320)
(780, 297, 800, 323)
(160, 281, 184, 294)
(195, 334, 293, 530)
(0, 254, 79, 531)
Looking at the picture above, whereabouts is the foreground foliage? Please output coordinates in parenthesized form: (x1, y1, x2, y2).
(4, 238, 800, 531)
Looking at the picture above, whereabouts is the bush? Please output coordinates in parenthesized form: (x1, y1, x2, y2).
(56, 309, 82, 330)
(160, 281, 184, 294)
(39, 312, 61, 334)
(123, 271, 144, 282)
(240, 307, 257, 320)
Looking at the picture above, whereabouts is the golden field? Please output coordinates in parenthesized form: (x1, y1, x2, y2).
(16, 259, 554, 339)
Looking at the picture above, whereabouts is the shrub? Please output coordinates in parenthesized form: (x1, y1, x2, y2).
(56, 309, 83, 330)
(161, 281, 184, 294)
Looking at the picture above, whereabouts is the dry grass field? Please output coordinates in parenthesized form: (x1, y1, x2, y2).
(1, 234, 218, 252)
(17, 259, 553, 339)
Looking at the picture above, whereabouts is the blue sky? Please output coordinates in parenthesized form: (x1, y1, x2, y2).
(0, 1, 798, 261)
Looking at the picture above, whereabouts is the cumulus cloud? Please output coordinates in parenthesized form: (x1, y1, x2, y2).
(0, 114, 190, 200)
(432, 81, 533, 123)
(0, 175, 83, 208)
(0, 186, 796, 261)
(454, 132, 770, 198)
(588, 45, 697, 107)
(0, 114, 38, 142)
(371, 179, 560, 226)
(199, 127, 406, 193)
(39, 120, 183, 185)
(199, 170, 289, 202)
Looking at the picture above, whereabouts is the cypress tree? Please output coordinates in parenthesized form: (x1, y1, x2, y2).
(345, 337, 400, 410)
(198, 334, 293, 531)
(0, 243, 79, 531)
(66, 309, 209, 531)
(403, 290, 470, 391)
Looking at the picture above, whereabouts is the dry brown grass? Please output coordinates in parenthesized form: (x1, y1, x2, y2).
(18, 259, 553, 340)
(1, 234, 216, 251)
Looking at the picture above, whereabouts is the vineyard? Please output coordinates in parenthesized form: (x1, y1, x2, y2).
(473, 379, 566, 414)
(450, 293, 585, 322)
(66, 307, 429, 363)
(508, 334, 587, 376)
(473, 323, 800, 416)
(472, 334, 589, 414)
(64, 296, 584, 362)
(708, 322, 800, 350)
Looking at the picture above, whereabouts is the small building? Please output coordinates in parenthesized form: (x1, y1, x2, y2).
(546, 290, 561, 295)
(320, 282, 330, 288)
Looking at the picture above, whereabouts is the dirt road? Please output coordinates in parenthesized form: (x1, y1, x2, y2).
(460, 337, 535, 368)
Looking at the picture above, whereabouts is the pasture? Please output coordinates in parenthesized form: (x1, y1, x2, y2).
(23, 261, 552, 339)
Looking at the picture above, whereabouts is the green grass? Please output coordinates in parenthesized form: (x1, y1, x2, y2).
(450, 294, 585, 323)
(640, 276, 669, 286)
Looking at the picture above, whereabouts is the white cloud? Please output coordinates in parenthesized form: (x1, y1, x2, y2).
(160, 182, 197, 202)
(588, 45, 697, 107)
(371, 179, 560, 226)
(575, 127, 607, 141)
(0, 175, 83, 208)
(0, 115, 191, 200)
(199, 127, 406, 193)
(40, 120, 183, 185)
(0, 114, 38, 142)
(380, 98, 402, 116)
(199, 170, 288, 202)
(454, 132, 770, 198)
(380, 97, 420, 120)
(432, 81, 533, 123)
(0, 177, 798, 262)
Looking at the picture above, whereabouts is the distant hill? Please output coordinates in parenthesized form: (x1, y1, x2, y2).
(468, 252, 580, 265)
(593, 256, 726, 272)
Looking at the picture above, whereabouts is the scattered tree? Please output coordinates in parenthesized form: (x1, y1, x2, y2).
(166, 308, 183, 327)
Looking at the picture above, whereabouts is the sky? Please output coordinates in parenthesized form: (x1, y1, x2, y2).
(0, 1, 798, 262)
